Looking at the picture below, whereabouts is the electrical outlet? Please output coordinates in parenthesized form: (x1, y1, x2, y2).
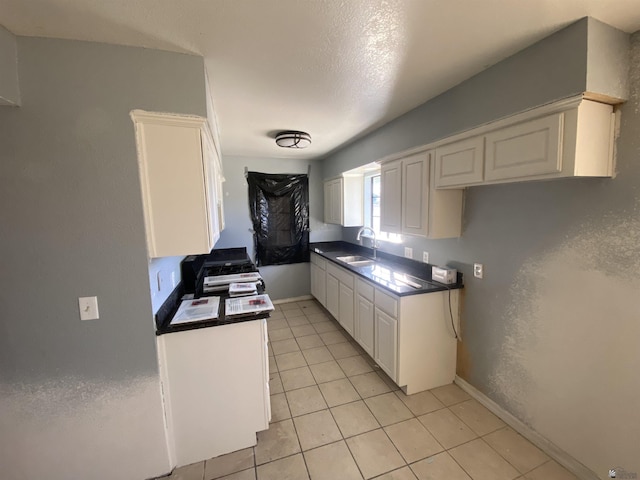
(422, 251, 429, 263)
(474, 263, 484, 279)
(404, 247, 413, 259)
(170, 271, 177, 289)
(79, 296, 99, 321)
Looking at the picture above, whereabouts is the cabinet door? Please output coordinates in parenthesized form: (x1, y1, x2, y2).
(342, 175, 364, 227)
(484, 113, 563, 182)
(434, 136, 484, 188)
(310, 262, 318, 300)
(135, 119, 211, 257)
(380, 160, 402, 234)
(375, 308, 397, 381)
(161, 320, 268, 465)
(401, 152, 429, 236)
(339, 283, 354, 336)
(323, 181, 332, 224)
(355, 295, 374, 357)
(326, 274, 339, 320)
(310, 263, 326, 307)
(324, 179, 343, 225)
(201, 128, 220, 248)
(213, 147, 226, 232)
(330, 179, 343, 224)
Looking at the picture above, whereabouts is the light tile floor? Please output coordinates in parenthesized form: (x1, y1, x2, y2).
(158, 299, 578, 480)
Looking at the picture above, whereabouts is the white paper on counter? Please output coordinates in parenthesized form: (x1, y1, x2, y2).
(225, 294, 274, 316)
(170, 296, 220, 325)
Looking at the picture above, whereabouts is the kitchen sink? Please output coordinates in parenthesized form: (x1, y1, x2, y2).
(336, 255, 376, 267)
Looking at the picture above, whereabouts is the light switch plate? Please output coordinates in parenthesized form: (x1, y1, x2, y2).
(404, 247, 413, 259)
(422, 251, 429, 263)
(79, 296, 99, 321)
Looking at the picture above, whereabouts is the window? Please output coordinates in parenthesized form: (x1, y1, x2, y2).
(363, 172, 402, 243)
(371, 175, 381, 233)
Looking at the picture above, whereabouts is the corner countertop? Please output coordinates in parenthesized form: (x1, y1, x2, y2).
(154, 283, 270, 336)
(310, 241, 463, 297)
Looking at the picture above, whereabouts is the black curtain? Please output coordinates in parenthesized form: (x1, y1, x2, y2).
(247, 172, 310, 266)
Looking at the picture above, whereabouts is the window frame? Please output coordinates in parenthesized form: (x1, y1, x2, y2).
(363, 171, 402, 244)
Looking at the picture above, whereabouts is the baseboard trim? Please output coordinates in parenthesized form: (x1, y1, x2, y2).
(272, 295, 314, 305)
(454, 375, 598, 480)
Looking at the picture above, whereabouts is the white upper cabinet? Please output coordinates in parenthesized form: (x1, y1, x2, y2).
(380, 151, 463, 238)
(380, 160, 403, 234)
(434, 136, 485, 187)
(200, 126, 222, 247)
(484, 112, 562, 181)
(131, 110, 224, 258)
(401, 152, 429, 237)
(434, 98, 615, 188)
(323, 175, 363, 226)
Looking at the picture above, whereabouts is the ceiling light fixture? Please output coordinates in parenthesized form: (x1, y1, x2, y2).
(275, 131, 311, 149)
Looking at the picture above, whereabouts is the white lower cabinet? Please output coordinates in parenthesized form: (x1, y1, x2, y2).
(311, 256, 461, 394)
(339, 283, 355, 336)
(325, 273, 339, 319)
(310, 254, 327, 307)
(325, 261, 356, 334)
(374, 307, 398, 380)
(393, 290, 460, 394)
(157, 319, 269, 468)
(355, 294, 374, 357)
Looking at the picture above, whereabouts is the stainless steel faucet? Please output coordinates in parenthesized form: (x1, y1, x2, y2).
(356, 226, 378, 259)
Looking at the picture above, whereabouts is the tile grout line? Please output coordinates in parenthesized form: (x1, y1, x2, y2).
(332, 341, 413, 479)
(308, 301, 470, 478)
(321, 391, 367, 480)
(272, 301, 527, 480)
(286, 411, 312, 480)
(298, 306, 368, 478)
(476, 427, 549, 477)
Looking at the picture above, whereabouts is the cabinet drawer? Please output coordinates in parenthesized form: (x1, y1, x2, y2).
(326, 262, 354, 288)
(374, 289, 398, 318)
(356, 278, 374, 302)
(310, 252, 326, 270)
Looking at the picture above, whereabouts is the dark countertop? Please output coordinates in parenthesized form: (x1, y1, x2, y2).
(310, 241, 463, 297)
(155, 282, 270, 336)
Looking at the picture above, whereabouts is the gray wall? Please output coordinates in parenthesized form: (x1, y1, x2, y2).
(586, 17, 630, 99)
(323, 17, 590, 178)
(0, 37, 206, 480)
(0, 25, 20, 105)
(215, 155, 340, 300)
(326, 19, 637, 479)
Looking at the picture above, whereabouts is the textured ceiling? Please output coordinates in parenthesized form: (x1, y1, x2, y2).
(2, 0, 640, 160)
